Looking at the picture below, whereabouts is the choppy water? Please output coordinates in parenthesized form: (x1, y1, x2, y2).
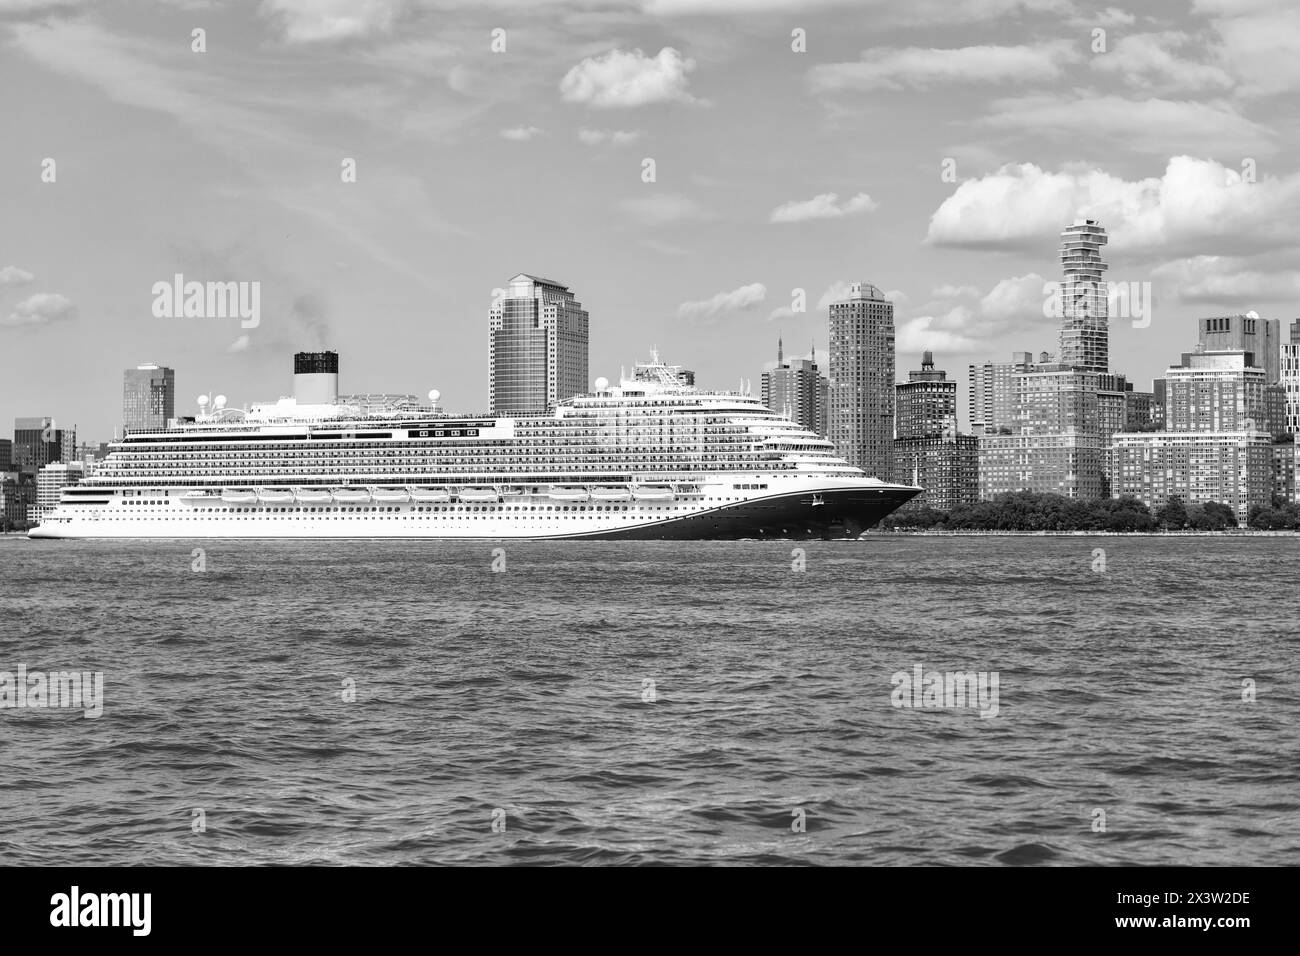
(0, 535, 1296, 866)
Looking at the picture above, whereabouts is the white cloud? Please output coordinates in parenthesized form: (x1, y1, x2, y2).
(1205, 3, 1300, 96)
(769, 192, 877, 223)
(978, 273, 1049, 322)
(1152, 257, 1300, 305)
(3, 292, 76, 327)
(618, 193, 708, 225)
(1090, 32, 1234, 92)
(897, 314, 981, 354)
(499, 125, 544, 141)
(577, 127, 642, 146)
(677, 282, 766, 321)
(560, 47, 698, 108)
(926, 157, 1300, 258)
(0, 265, 35, 285)
(259, 0, 404, 44)
(809, 41, 1079, 93)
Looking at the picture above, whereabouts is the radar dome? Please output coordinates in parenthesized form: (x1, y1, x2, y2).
(197, 394, 209, 406)
(428, 389, 441, 403)
(214, 395, 227, 409)
(594, 376, 609, 390)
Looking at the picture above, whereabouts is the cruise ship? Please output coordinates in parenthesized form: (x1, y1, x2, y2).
(30, 352, 921, 540)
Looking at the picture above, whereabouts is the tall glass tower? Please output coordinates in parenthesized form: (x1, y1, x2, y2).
(828, 281, 895, 479)
(1058, 220, 1109, 372)
(489, 274, 589, 416)
(123, 364, 175, 435)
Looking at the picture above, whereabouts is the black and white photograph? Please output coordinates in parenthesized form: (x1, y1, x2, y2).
(0, 0, 1290, 935)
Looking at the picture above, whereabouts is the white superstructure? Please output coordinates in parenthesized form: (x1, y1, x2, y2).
(30, 357, 920, 540)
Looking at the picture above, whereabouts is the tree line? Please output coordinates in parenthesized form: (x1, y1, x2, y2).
(879, 492, 1241, 532)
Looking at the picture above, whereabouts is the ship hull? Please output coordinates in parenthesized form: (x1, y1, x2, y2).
(28, 481, 921, 541)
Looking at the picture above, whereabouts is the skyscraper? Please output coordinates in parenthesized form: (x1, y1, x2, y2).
(1057, 219, 1109, 372)
(893, 353, 978, 510)
(13, 417, 75, 472)
(896, 350, 956, 439)
(1199, 314, 1279, 383)
(828, 282, 894, 479)
(968, 352, 1033, 435)
(761, 337, 828, 437)
(1111, 338, 1273, 522)
(489, 274, 589, 416)
(123, 363, 176, 435)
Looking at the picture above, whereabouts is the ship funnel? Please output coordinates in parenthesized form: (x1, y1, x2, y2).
(294, 351, 339, 405)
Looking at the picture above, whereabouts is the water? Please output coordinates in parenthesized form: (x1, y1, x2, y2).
(1, 535, 1296, 866)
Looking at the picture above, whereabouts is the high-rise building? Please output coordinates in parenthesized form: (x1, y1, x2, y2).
(0, 475, 30, 531)
(13, 417, 75, 472)
(1057, 219, 1109, 372)
(1111, 337, 1274, 521)
(1111, 432, 1270, 523)
(1281, 319, 1300, 435)
(1055, 221, 1107, 374)
(828, 282, 894, 479)
(1164, 350, 1266, 432)
(489, 274, 589, 416)
(762, 337, 829, 437)
(1199, 314, 1279, 383)
(896, 351, 956, 439)
(980, 361, 1107, 500)
(123, 363, 175, 435)
(1272, 442, 1299, 505)
(968, 352, 1032, 435)
(0, 439, 11, 472)
(34, 461, 84, 523)
(893, 353, 977, 510)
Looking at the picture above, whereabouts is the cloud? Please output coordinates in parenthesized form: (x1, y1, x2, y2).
(979, 93, 1272, 155)
(1090, 32, 1234, 93)
(560, 47, 698, 108)
(809, 41, 1079, 93)
(577, 127, 642, 145)
(677, 282, 766, 321)
(926, 157, 1300, 258)
(1152, 256, 1300, 305)
(0, 265, 35, 285)
(618, 192, 708, 225)
(258, 0, 405, 44)
(1204, 2, 1300, 96)
(3, 292, 76, 327)
(897, 314, 982, 354)
(769, 192, 877, 223)
(499, 125, 544, 141)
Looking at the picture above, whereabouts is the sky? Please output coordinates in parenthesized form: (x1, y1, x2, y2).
(2, 0, 1299, 443)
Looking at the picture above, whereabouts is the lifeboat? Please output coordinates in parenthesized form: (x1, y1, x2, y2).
(294, 486, 333, 504)
(548, 485, 591, 502)
(370, 486, 411, 503)
(408, 486, 451, 503)
(181, 490, 215, 500)
(458, 486, 500, 503)
(220, 487, 258, 504)
(331, 486, 371, 504)
(257, 487, 296, 504)
(590, 485, 632, 501)
(631, 483, 675, 501)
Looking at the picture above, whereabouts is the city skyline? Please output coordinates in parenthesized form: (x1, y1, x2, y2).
(5, 0, 1300, 442)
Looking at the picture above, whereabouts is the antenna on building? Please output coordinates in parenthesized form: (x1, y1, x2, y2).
(778, 333, 784, 365)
